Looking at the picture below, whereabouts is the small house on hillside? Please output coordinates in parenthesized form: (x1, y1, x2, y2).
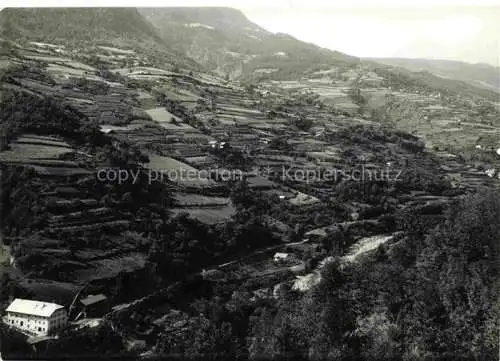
(274, 253, 289, 264)
(79, 294, 109, 318)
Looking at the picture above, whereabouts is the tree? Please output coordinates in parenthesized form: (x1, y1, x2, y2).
(293, 115, 314, 131)
(354, 304, 401, 360)
(347, 76, 368, 112)
(269, 136, 290, 151)
(243, 82, 257, 94)
(476, 102, 496, 118)
(229, 179, 254, 210)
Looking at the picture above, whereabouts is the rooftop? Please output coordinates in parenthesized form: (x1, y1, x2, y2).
(6, 299, 64, 318)
(80, 294, 108, 306)
(274, 252, 289, 259)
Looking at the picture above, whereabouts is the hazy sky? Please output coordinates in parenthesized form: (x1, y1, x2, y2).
(240, 3, 500, 66)
(5, 0, 500, 66)
(243, 6, 500, 65)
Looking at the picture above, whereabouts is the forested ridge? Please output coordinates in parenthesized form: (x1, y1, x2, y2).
(138, 190, 498, 361)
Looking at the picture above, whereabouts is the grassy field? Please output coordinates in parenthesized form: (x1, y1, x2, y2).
(173, 193, 230, 207)
(145, 154, 216, 186)
(394, 114, 500, 151)
(137, 90, 154, 99)
(29, 166, 92, 176)
(146, 154, 198, 173)
(22, 51, 96, 71)
(217, 105, 263, 115)
(170, 205, 236, 225)
(97, 45, 135, 54)
(307, 148, 342, 162)
(128, 66, 173, 75)
(0, 149, 73, 162)
(46, 64, 89, 77)
(20, 278, 78, 303)
(100, 124, 145, 132)
(0, 136, 74, 162)
(10, 143, 72, 157)
(76, 253, 147, 281)
(16, 135, 71, 146)
(21, 54, 72, 62)
(145, 107, 196, 130)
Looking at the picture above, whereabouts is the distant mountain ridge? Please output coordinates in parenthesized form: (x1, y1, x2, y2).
(139, 7, 359, 79)
(368, 57, 500, 93)
(0, 7, 359, 79)
(0, 7, 497, 100)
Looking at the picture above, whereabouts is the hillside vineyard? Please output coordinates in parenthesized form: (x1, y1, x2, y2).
(0, 7, 498, 361)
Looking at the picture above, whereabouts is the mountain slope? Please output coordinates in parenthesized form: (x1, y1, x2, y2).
(366, 64, 500, 101)
(0, 7, 205, 71)
(139, 7, 359, 79)
(368, 57, 500, 93)
(0, 8, 164, 45)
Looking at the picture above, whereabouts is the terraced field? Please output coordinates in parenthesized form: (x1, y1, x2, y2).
(169, 205, 236, 225)
(173, 193, 230, 207)
(0, 134, 76, 164)
(145, 154, 217, 188)
(145, 107, 195, 130)
(1, 30, 499, 359)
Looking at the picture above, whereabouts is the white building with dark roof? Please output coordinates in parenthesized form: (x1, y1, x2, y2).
(3, 299, 68, 336)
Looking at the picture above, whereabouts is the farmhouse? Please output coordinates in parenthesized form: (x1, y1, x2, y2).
(79, 294, 109, 318)
(274, 252, 289, 264)
(3, 299, 68, 336)
(304, 226, 329, 240)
